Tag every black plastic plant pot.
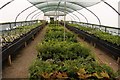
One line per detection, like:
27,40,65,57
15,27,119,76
66,25,120,60
2,24,46,62
106,40,120,49
2,42,11,51
96,38,120,59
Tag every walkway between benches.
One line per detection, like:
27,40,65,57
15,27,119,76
77,37,119,72
65,27,119,72
2,27,46,78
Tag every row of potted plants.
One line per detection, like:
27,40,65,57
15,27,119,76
44,24,77,42
68,23,120,46
1,23,41,47
29,58,115,79
29,24,116,79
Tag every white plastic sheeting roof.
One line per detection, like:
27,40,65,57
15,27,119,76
27,0,101,16
0,0,119,27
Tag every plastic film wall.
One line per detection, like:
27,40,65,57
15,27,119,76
0,0,119,27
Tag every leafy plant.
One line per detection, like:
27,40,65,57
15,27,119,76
29,59,115,79
29,24,116,79
1,23,41,47
69,23,120,46
36,41,92,61
45,25,77,42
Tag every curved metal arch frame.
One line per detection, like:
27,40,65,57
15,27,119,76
40,6,88,23
55,11,77,22
41,6,73,12
67,15,75,21
36,4,80,12
32,10,77,22
14,2,46,24
15,0,120,26
102,0,120,16
15,1,97,25
53,0,120,16
34,14,42,20
0,0,14,10
15,5,34,25
58,9,81,22
34,1,99,25
70,2,101,25
33,12,45,20
25,9,39,21
31,9,80,22
41,8,81,21
31,12,43,20
30,1,120,25
56,1,88,23
14,2,82,24
66,14,76,21
27,1,101,24
28,0,101,11
29,1,83,11
65,14,75,21
1,0,119,25
33,13,74,20
69,13,80,22
75,11,88,23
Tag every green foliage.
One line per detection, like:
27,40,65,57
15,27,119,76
94,31,120,46
29,24,116,79
36,41,92,61
2,23,41,47
69,23,120,46
29,58,115,79
45,25,77,42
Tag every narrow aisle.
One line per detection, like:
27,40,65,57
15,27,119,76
2,27,47,78
65,27,119,72
77,37,119,72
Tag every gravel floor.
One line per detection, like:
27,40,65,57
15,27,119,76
65,27,119,72
77,37,119,72
2,27,47,78
2,26,119,79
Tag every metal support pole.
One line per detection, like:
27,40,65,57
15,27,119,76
56,11,57,26
64,1,66,41
8,55,12,65
9,23,12,30
57,11,59,26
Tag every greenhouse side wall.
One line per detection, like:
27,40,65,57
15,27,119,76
118,1,120,71
118,1,120,29
118,1,120,28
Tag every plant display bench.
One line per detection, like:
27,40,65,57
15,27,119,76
65,24,120,61
1,23,47,64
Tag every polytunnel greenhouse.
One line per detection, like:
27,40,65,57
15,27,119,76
0,0,120,79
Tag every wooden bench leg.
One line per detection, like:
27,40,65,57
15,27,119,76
90,42,93,46
8,55,12,65
25,42,27,47
93,43,96,48
32,35,34,40
90,42,96,48
83,37,85,41
117,57,120,64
